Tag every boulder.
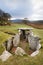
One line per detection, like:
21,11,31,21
31,50,39,57
15,47,26,56
0,50,12,61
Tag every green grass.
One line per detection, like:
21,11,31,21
0,31,11,44
0,31,11,55
0,23,43,65
0,23,31,34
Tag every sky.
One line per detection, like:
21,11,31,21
0,0,43,20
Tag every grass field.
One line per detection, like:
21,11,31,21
0,23,43,65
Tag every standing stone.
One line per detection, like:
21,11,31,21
35,40,41,50
28,35,36,50
13,34,20,47
6,37,13,51
34,36,41,50
28,34,41,50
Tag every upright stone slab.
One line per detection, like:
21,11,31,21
13,34,20,47
6,37,13,51
28,34,41,50
28,35,36,50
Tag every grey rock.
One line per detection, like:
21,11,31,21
13,34,20,47
0,50,12,61
4,37,13,51
28,33,41,50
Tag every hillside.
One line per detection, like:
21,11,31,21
26,23,43,29
0,9,11,25
0,23,43,65
22,19,43,29
32,20,43,24
9,19,43,28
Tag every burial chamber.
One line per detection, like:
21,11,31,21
4,28,33,50
3,28,41,56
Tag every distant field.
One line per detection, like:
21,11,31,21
27,23,43,29
0,23,43,65
0,23,31,34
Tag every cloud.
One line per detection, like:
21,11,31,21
29,0,43,20
3,0,18,10
2,0,29,10
0,0,43,20
0,0,32,18
4,0,32,18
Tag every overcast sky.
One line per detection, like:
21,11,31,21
0,0,43,20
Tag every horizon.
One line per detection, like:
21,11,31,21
0,0,43,21
8,17,43,21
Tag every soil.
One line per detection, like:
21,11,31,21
11,47,17,54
